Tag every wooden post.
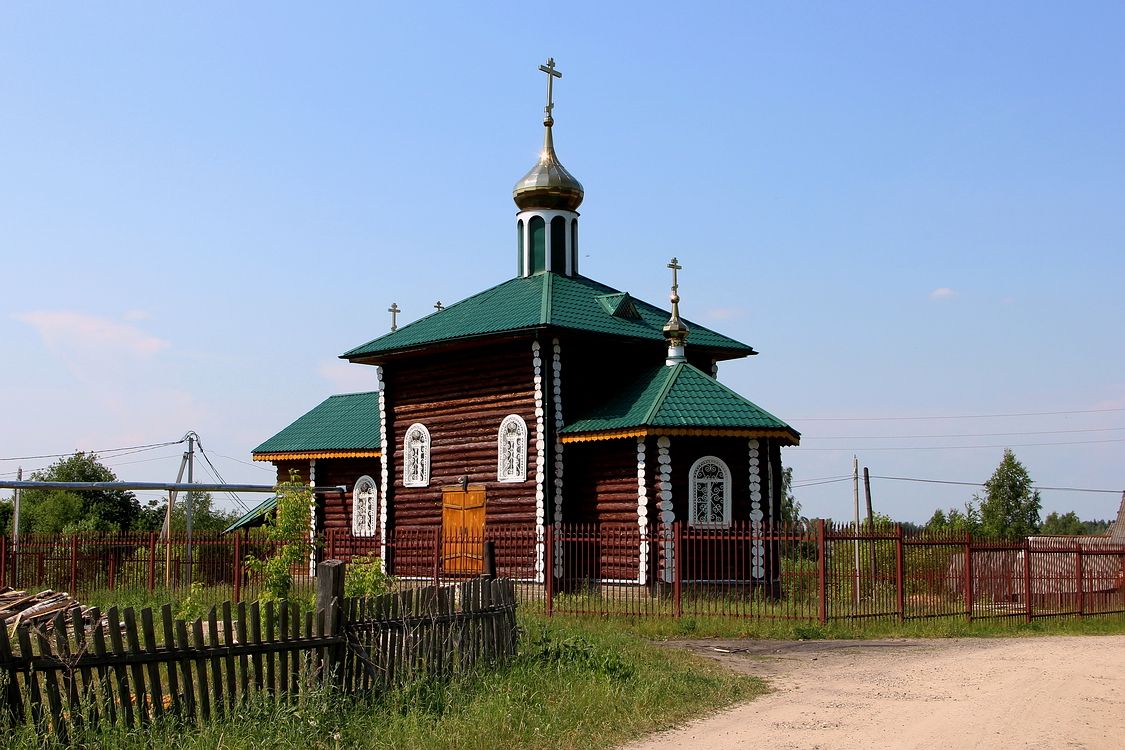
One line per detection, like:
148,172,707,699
108,551,117,590
964,531,973,622
232,531,243,604
481,541,496,580
895,524,905,622
1023,537,1033,623
673,521,683,618
816,519,828,625
1075,544,1085,618
544,524,554,617
864,467,877,589
147,532,157,593
69,534,79,594
316,559,346,686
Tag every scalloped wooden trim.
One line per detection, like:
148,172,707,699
252,450,382,461
561,427,799,445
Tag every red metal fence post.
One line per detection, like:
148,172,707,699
432,526,441,585
673,521,683,619
1023,537,1033,623
1075,544,1085,619
233,531,243,604
0,535,7,588
147,532,157,593
69,534,79,595
964,531,973,622
895,524,905,623
816,519,828,625
327,528,337,560
544,523,554,617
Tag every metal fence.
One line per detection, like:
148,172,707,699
2,522,1122,624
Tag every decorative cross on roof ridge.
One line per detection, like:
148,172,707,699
667,257,682,304
434,300,445,311
539,57,562,124
388,302,400,332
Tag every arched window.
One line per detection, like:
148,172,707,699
529,216,546,273
688,456,731,528
351,474,378,537
550,216,567,272
497,414,528,482
403,423,431,487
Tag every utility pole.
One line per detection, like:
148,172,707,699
864,466,877,587
185,433,195,583
12,466,21,585
853,455,861,606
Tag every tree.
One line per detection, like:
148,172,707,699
779,466,804,525
133,492,240,533
1040,511,1110,536
246,471,315,601
976,449,1041,539
19,453,142,533
924,503,982,535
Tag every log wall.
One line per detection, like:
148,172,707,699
383,339,538,529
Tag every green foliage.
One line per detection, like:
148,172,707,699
521,632,636,681
1040,511,1109,536
133,491,241,533
779,466,804,525
245,471,315,601
976,449,1041,538
344,554,395,599
0,498,12,535
19,453,143,533
925,502,982,535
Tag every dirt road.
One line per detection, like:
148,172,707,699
621,636,1125,750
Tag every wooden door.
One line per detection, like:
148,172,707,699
442,485,486,574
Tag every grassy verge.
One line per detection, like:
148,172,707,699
539,610,1125,641
4,614,763,750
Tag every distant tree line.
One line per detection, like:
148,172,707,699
0,452,239,535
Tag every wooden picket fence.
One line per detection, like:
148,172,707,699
0,574,518,742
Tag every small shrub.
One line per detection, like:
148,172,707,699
345,554,395,599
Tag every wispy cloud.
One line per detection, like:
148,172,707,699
929,287,957,301
14,310,169,355
317,359,381,392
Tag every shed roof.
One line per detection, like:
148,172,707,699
342,272,756,361
252,392,381,458
223,495,277,534
560,363,799,444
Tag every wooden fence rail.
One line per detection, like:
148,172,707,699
0,567,517,742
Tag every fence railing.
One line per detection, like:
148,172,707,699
2,523,1122,624
0,570,518,742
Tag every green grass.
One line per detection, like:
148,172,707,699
3,614,763,750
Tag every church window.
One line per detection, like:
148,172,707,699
688,456,731,528
351,475,378,537
550,216,567,272
529,216,546,273
497,414,528,482
403,423,431,487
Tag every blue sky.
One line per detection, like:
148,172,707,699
2,2,1122,523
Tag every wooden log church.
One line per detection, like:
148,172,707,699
248,59,800,585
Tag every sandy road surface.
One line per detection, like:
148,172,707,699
622,636,1125,750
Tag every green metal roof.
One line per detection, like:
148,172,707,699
223,495,277,534
342,273,756,360
561,363,799,443
252,392,381,455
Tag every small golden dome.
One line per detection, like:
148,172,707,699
513,123,584,212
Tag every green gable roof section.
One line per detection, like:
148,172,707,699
560,363,800,445
341,272,756,361
223,495,277,534
252,391,382,459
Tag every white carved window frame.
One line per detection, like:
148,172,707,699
351,474,378,537
403,423,431,488
688,455,732,528
497,414,528,482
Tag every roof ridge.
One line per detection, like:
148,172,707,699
540,272,553,323
642,364,681,425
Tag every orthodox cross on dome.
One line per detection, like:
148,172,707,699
663,257,689,364
388,302,400,332
539,57,562,125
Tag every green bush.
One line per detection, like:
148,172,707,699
344,554,395,599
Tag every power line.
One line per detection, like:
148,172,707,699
869,474,1123,494
210,451,275,473
803,427,1125,440
792,407,1125,422
0,439,184,463
193,438,251,512
793,477,852,488
798,437,1125,451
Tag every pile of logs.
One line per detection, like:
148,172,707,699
0,587,88,629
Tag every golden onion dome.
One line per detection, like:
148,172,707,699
513,121,584,212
